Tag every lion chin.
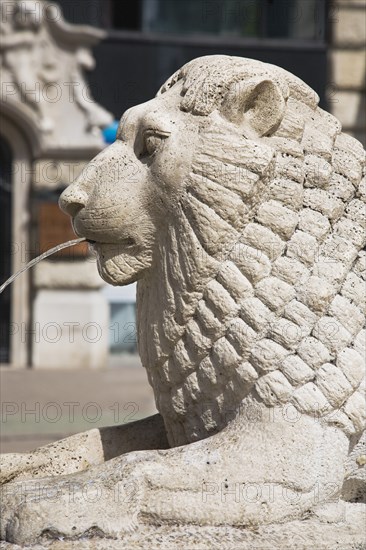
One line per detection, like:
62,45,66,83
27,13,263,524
94,244,150,286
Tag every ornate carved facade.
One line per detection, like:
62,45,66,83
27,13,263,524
0,0,112,367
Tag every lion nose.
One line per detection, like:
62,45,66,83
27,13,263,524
59,186,89,218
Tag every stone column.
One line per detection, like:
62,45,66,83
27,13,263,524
328,0,366,146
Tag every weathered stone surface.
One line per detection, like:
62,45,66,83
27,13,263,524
298,208,331,241
0,503,365,550
0,54,365,547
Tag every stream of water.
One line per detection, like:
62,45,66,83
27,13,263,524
0,237,87,295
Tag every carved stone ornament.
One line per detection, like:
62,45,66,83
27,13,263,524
1,55,365,548
0,0,113,155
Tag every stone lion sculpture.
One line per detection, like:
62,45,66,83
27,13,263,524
1,55,365,546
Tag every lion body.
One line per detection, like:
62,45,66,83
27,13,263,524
1,56,365,544
136,56,366,447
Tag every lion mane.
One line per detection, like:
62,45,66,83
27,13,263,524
136,56,365,448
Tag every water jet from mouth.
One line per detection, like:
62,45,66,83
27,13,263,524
0,237,87,295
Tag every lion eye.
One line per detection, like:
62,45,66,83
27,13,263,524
145,134,163,156
142,129,170,158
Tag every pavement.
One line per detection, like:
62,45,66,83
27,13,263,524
0,354,157,454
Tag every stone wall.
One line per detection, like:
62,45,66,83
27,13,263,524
329,1,366,146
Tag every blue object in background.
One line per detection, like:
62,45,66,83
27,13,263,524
103,120,119,144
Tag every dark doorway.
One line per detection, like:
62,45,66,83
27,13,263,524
0,136,13,363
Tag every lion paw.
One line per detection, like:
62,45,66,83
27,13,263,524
0,458,145,545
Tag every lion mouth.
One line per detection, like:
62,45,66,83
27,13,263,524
72,222,136,248
88,237,137,248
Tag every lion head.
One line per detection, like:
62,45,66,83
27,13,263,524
60,55,365,448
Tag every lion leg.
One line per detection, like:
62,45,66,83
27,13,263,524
0,450,154,544
0,414,168,485
0,407,349,544
140,407,350,527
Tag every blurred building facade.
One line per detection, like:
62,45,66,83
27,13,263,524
0,0,112,368
0,0,364,369
328,0,365,146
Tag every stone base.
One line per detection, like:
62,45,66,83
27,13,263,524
0,503,364,550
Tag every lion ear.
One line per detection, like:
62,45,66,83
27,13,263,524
221,78,286,137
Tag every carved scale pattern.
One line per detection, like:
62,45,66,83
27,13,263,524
138,57,366,447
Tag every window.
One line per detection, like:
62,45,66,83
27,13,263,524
109,0,326,41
